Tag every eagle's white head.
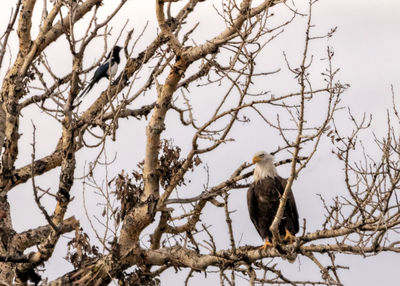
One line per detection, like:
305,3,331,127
252,151,278,182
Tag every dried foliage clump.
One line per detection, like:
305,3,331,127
66,228,101,269
113,169,144,223
0,0,398,285
157,139,202,188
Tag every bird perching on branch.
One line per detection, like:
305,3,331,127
78,45,122,99
247,151,299,249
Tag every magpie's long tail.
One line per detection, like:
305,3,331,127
76,80,95,100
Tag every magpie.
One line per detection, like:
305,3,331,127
78,45,122,98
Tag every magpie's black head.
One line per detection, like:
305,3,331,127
113,46,122,54
108,46,122,63
107,46,122,58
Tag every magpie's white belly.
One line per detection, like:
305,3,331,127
109,62,118,77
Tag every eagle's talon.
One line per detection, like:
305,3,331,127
283,229,296,244
260,239,273,250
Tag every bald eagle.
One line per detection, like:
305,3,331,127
247,151,299,248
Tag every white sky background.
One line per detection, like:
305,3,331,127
1,0,400,285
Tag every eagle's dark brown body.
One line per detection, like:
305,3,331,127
247,176,299,242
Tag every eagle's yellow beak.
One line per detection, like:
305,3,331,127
252,155,261,164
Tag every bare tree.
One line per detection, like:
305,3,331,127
0,0,399,285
